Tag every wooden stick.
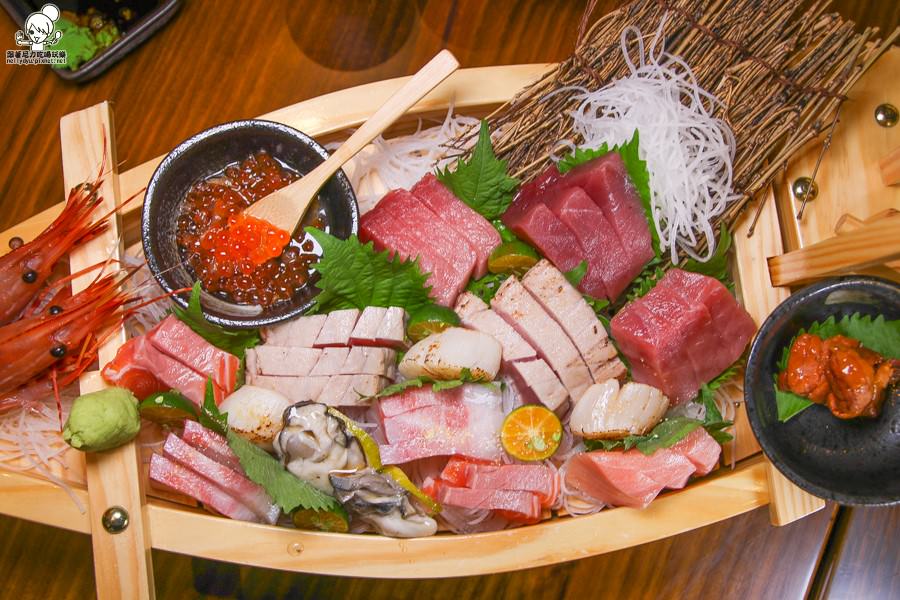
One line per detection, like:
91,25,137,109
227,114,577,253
768,214,900,286
61,103,155,600
835,210,900,271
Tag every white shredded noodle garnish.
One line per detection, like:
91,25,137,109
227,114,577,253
553,16,740,263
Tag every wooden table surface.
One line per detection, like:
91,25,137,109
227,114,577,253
0,1,898,598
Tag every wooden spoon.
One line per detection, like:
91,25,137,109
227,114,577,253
245,49,460,232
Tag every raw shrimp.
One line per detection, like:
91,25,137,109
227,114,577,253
0,177,108,325
0,272,130,412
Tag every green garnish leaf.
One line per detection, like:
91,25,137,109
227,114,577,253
436,120,519,220
775,375,814,422
465,272,510,304
305,228,434,315
682,225,733,285
626,260,667,302
198,379,228,436
774,313,900,422
172,282,261,360
564,260,588,286
491,219,518,243
557,130,659,258
373,368,496,399
584,417,703,456
226,429,341,514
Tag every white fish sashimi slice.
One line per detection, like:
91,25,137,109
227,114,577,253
569,380,669,439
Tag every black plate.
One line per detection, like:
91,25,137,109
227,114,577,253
142,119,359,329
744,276,900,506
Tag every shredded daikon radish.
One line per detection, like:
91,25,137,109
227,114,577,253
557,459,605,517
554,16,740,263
122,251,169,337
329,106,480,214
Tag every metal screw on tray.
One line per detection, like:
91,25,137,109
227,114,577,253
874,103,898,128
792,177,819,204
101,506,130,534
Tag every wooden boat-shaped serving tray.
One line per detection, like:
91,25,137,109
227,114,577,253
0,51,896,593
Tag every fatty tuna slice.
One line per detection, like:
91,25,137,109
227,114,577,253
163,433,278,524
245,346,321,377
491,276,592,400
309,347,351,376
454,291,489,319
248,374,329,404
460,308,537,365
671,427,721,476
563,152,654,280
262,314,326,347
374,307,408,349
411,173,501,278
360,189,476,306
313,309,360,347
546,187,634,300
507,358,569,412
101,336,166,400
501,165,562,228
522,259,625,383
147,315,239,394
564,448,695,509
434,482,542,522
378,384,505,464
149,454,260,523
441,458,559,507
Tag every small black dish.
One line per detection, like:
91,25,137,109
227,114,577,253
744,276,900,506
142,119,358,329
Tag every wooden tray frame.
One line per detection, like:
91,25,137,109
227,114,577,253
0,62,839,597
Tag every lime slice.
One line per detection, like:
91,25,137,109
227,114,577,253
139,391,198,426
327,407,382,469
406,305,461,342
488,241,540,276
491,219,518,243
500,405,563,462
291,506,350,532
381,465,442,515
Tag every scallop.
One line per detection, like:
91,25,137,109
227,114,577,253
399,327,501,381
569,380,669,440
219,385,291,452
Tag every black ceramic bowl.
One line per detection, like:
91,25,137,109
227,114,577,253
142,120,358,329
744,276,900,506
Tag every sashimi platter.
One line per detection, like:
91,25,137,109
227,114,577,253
1,0,898,589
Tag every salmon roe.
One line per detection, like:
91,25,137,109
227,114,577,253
175,152,323,307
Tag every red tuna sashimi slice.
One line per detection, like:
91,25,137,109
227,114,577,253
433,480,542,522
491,276,592,400
378,385,504,463
181,420,242,472
441,458,558,507
610,293,711,404
563,152,654,281
671,427,721,476
360,189,476,305
163,433,278,524
504,203,588,275
411,173,501,278
662,269,757,380
101,336,166,400
564,448,695,509
501,165,562,229
149,454,260,523
547,187,633,300
148,315,239,393
507,358,569,412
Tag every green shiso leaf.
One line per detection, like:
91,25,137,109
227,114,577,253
198,379,228,436
774,376,814,423
436,120,519,220
373,368,497,399
682,225,733,285
172,282,260,360
305,228,434,315
465,272,510,304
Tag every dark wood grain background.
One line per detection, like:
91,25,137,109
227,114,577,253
1,1,898,598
